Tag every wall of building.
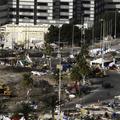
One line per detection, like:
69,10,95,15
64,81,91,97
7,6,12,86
2,24,49,49
0,0,9,25
8,0,73,25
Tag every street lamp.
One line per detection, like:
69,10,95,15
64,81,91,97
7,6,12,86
71,25,74,55
57,24,62,120
100,19,106,74
75,24,83,47
24,17,30,49
114,10,117,39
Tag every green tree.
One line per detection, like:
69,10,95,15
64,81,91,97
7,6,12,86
42,93,58,120
15,102,33,120
43,42,53,70
21,73,33,88
44,42,53,56
70,66,81,81
61,24,80,46
71,45,90,84
80,44,89,58
45,24,81,46
76,52,90,84
0,101,7,114
45,25,59,43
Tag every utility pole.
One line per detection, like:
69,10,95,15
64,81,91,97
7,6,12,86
72,25,74,55
58,24,62,120
114,10,117,39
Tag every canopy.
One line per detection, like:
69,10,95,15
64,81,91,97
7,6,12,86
90,58,112,65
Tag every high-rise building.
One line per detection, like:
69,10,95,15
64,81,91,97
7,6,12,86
8,0,94,27
95,0,120,18
95,0,120,38
8,0,73,25
0,0,9,25
81,0,94,27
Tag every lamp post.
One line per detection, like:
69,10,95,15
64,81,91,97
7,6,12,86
24,17,30,49
100,19,105,74
114,10,117,39
12,23,15,49
72,25,74,55
57,24,62,120
92,25,94,51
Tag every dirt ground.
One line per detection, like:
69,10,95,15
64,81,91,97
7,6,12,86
0,65,57,113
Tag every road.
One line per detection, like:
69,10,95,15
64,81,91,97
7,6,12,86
63,71,120,109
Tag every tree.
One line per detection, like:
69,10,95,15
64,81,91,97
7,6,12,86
15,102,34,120
45,24,81,46
71,45,90,84
70,66,81,81
0,100,7,114
42,42,53,70
45,25,59,43
80,44,89,58
42,93,58,120
21,73,33,88
77,53,90,84
61,24,80,46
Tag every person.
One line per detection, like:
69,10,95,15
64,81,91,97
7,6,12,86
112,112,117,119
104,112,109,118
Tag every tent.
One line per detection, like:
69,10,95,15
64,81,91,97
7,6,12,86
90,58,112,66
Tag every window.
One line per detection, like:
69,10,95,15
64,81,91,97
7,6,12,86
37,9,47,13
60,2,69,5
19,8,33,12
37,16,47,19
60,15,69,19
37,2,48,6
60,9,69,12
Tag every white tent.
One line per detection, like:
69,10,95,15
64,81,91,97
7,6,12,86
50,43,58,49
109,62,115,67
89,48,102,56
35,41,44,48
69,54,74,59
0,116,11,120
90,58,112,65
20,117,25,120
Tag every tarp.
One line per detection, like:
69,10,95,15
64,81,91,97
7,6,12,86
25,54,32,63
90,58,112,65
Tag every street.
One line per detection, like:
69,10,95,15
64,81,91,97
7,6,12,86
63,71,120,109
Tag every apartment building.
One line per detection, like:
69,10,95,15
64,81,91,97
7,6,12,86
81,0,94,28
95,0,120,19
0,0,9,25
8,0,73,25
73,0,94,28
95,0,120,38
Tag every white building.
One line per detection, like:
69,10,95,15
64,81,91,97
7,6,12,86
3,24,49,49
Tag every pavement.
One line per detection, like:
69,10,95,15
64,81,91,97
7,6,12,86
63,70,120,109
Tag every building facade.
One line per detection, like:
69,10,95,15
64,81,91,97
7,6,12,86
0,0,9,25
81,0,94,27
8,0,94,27
8,0,73,25
1,0,96,48
95,0,120,39
95,0,120,20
